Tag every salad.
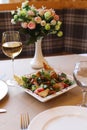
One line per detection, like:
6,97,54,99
15,63,74,98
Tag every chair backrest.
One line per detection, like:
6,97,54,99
0,10,64,59
63,9,87,53
0,9,87,59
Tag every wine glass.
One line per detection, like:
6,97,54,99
2,31,22,86
73,61,87,107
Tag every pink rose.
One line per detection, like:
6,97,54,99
34,16,41,23
54,14,59,21
21,22,28,28
38,9,45,16
28,10,35,16
28,21,36,29
51,20,56,25
41,20,46,26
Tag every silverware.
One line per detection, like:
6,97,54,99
0,109,7,113
20,113,30,130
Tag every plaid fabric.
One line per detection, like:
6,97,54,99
0,9,87,59
63,9,87,53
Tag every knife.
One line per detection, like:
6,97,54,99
0,109,7,113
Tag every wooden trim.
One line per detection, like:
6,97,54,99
61,0,87,9
0,1,87,11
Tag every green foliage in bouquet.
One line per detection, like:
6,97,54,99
11,0,63,44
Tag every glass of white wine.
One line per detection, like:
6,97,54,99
73,61,87,107
2,31,22,86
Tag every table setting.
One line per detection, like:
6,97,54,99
0,0,87,130
0,25,87,129
0,54,87,130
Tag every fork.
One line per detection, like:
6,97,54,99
20,113,30,130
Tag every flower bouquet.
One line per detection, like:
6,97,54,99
11,0,63,69
11,0,63,44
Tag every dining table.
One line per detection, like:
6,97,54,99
0,53,87,130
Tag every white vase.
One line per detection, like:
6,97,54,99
30,37,47,69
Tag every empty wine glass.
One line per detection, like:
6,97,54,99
73,61,87,107
2,31,22,86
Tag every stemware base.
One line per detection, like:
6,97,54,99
76,102,87,108
6,79,18,86
79,104,87,107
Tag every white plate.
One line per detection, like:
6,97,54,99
24,75,76,102
0,80,8,100
28,106,87,130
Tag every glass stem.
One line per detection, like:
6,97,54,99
12,58,14,79
82,89,87,107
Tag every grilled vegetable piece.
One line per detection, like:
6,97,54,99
38,88,50,97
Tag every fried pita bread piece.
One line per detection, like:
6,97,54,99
43,62,54,71
43,62,58,79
